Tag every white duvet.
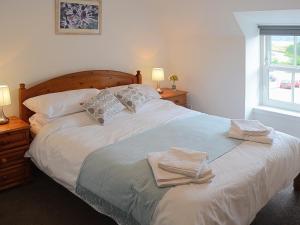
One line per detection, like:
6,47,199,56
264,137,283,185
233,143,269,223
28,99,300,225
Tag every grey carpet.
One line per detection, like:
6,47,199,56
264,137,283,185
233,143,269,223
0,170,299,225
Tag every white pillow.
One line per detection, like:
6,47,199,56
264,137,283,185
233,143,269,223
128,84,160,100
29,113,55,134
23,88,99,118
29,113,54,127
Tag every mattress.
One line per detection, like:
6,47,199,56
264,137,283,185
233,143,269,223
27,99,300,225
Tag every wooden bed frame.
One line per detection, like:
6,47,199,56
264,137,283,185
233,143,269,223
18,69,300,192
19,70,142,123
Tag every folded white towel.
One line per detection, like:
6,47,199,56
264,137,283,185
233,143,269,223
148,151,215,187
228,126,275,144
159,162,212,179
231,119,270,136
158,147,210,178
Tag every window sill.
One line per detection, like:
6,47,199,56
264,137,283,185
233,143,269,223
254,105,300,119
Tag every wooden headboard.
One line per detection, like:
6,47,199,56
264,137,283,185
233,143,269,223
19,70,142,122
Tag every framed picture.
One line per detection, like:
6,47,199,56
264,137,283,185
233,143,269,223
56,0,102,34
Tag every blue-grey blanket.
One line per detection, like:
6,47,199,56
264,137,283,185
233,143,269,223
76,114,242,225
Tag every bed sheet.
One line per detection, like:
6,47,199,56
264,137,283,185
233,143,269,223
28,99,300,225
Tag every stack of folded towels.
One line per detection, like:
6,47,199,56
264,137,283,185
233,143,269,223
148,147,215,187
228,119,275,144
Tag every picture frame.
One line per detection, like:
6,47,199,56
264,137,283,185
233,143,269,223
55,0,102,35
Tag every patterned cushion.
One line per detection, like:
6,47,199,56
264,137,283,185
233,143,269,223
82,89,125,125
115,87,147,112
128,84,161,100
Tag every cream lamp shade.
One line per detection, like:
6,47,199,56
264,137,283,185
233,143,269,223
0,85,11,106
152,68,164,93
152,68,165,81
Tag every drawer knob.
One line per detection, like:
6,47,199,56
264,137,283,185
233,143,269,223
0,141,9,145
1,158,7,164
0,175,8,181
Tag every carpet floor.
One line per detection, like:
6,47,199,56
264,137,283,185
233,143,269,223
0,171,299,225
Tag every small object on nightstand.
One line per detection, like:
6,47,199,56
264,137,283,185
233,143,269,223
168,74,179,90
0,117,31,191
152,68,165,94
0,85,11,125
160,88,188,107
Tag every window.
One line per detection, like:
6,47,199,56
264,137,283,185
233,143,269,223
260,26,300,112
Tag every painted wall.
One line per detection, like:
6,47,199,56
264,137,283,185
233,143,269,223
157,0,300,119
0,0,168,116
1,0,300,138
234,10,300,138
166,35,245,118
254,107,300,138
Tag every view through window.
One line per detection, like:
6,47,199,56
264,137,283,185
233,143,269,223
262,35,300,111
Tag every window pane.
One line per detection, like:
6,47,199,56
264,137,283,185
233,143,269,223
271,36,294,66
297,37,300,66
269,70,292,102
295,73,300,104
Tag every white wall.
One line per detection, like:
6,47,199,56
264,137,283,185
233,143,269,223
0,0,168,116
234,10,300,138
1,0,300,137
166,35,245,118
234,12,261,120
157,0,300,118
254,107,300,138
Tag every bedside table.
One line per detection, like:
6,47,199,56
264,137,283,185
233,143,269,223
160,88,188,107
0,117,31,191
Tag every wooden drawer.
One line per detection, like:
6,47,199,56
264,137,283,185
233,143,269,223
0,130,29,151
0,145,28,169
166,95,187,106
0,162,30,191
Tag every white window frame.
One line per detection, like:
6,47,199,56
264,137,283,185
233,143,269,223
261,35,300,112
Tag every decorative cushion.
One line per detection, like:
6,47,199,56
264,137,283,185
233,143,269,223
115,87,148,112
107,85,129,95
128,84,161,100
82,89,125,125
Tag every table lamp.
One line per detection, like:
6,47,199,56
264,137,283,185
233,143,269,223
152,68,165,93
0,85,11,125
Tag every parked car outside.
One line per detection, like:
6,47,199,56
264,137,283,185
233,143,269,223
280,80,300,89
280,80,292,89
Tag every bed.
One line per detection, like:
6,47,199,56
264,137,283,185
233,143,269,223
19,70,300,225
